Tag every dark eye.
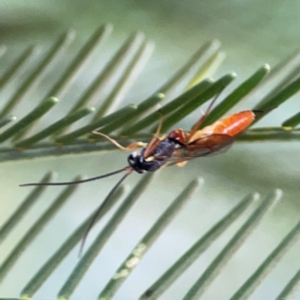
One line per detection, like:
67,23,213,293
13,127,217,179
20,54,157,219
128,154,134,163
128,152,137,166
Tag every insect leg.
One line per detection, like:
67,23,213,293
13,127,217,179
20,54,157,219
176,161,188,167
189,89,223,140
142,112,165,158
154,111,164,138
91,131,147,151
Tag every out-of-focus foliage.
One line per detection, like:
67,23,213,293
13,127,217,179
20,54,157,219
1,1,300,300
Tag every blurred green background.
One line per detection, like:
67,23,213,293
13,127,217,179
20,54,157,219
1,1,300,299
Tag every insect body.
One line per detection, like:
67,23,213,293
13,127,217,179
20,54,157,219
128,137,177,173
127,110,257,172
20,104,262,254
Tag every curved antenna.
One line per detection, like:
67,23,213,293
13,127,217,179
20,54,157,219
79,170,132,257
19,167,129,187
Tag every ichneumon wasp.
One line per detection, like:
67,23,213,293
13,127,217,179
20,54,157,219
20,92,269,254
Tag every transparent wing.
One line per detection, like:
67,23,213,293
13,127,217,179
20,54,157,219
166,134,235,166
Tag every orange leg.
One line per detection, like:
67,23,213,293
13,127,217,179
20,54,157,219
189,89,223,141
143,112,164,158
91,131,147,151
176,161,188,167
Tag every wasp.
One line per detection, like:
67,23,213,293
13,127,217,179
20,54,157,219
20,94,265,253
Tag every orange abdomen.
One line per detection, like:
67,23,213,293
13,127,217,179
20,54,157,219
203,110,256,137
